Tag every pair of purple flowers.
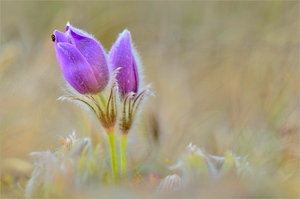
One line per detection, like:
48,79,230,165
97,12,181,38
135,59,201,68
52,23,150,182
53,22,139,98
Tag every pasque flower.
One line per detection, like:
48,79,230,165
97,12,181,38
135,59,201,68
109,30,139,98
53,22,109,94
108,29,151,178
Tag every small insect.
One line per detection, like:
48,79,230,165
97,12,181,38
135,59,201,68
51,34,55,42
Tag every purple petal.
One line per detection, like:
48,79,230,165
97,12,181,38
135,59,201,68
55,42,99,94
109,30,138,97
53,30,69,43
67,25,109,91
65,22,93,39
131,58,139,94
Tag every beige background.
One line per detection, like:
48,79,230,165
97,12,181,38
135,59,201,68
1,1,299,196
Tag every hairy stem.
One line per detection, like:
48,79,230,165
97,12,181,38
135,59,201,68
120,134,128,179
107,128,118,183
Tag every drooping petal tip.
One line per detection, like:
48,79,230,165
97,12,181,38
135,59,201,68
53,30,69,43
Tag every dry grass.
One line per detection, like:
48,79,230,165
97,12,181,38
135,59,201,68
1,1,299,198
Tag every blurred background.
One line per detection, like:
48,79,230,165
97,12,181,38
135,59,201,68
1,1,299,198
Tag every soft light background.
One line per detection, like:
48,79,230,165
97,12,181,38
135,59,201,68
1,1,299,197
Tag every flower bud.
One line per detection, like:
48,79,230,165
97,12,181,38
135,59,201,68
108,30,139,98
157,174,182,193
53,22,109,94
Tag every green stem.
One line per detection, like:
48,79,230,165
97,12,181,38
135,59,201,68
107,129,118,183
120,134,128,179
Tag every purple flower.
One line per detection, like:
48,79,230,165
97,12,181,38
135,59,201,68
53,22,109,94
109,30,139,98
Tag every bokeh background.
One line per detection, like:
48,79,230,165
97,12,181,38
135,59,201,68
1,1,299,198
